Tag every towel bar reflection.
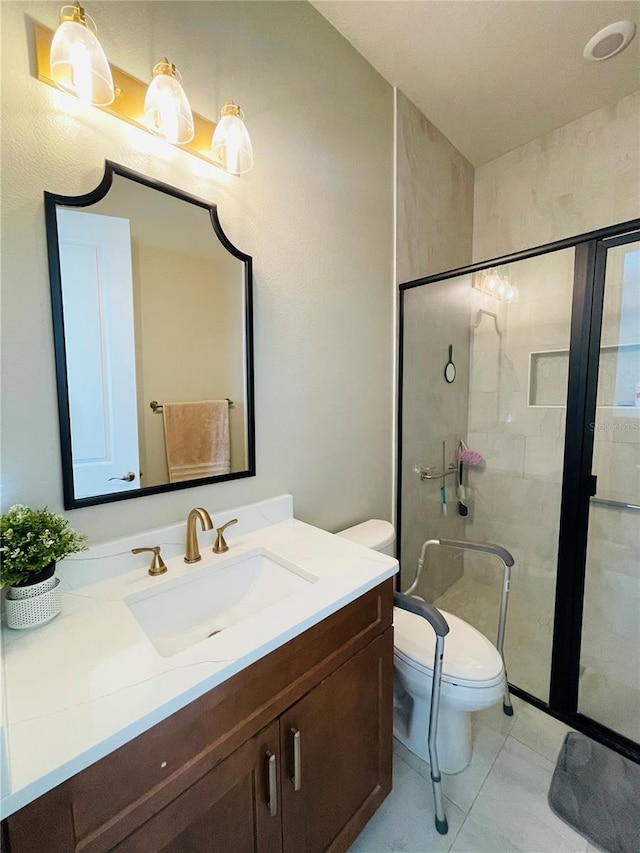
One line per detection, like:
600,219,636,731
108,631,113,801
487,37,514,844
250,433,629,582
150,399,233,412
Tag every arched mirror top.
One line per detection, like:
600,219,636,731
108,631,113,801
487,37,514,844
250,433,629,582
45,162,255,509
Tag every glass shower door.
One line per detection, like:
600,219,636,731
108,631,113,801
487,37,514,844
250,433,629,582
578,237,640,742
400,248,576,704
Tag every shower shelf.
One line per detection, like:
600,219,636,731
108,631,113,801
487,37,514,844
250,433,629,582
529,344,640,408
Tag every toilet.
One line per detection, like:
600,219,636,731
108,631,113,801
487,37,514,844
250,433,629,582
336,520,506,774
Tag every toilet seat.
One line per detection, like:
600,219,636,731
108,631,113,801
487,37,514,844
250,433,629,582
393,606,504,689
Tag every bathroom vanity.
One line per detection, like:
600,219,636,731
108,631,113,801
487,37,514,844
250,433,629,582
0,496,397,852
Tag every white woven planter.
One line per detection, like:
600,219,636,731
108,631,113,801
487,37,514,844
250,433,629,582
4,579,62,629
6,574,58,600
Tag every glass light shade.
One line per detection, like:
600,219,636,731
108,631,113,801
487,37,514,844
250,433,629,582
144,62,194,145
485,270,500,295
49,10,114,106
211,104,253,175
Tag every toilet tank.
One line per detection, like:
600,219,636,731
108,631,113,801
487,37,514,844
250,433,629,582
336,519,396,556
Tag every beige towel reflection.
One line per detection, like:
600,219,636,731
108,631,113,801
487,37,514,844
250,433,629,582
163,400,230,483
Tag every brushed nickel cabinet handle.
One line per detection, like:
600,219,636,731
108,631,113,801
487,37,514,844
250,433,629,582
291,728,301,791
266,752,278,816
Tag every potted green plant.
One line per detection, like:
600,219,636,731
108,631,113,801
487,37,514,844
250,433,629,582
0,504,87,629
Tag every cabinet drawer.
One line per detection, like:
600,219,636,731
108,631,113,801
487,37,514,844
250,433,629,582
5,580,393,853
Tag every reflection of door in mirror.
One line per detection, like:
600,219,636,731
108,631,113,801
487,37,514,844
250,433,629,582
57,209,140,497
46,163,255,508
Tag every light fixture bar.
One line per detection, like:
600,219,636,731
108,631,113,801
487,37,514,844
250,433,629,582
35,23,218,166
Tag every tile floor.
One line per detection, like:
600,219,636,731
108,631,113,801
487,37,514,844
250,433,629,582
350,696,601,853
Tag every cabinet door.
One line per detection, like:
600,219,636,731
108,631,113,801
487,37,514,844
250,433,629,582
112,720,282,853
279,628,393,853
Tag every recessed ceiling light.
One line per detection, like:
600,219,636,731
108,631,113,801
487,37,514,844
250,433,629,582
583,20,636,61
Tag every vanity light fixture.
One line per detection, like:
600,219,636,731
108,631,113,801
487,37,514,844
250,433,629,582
36,20,252,174
211,101,254,175
143,58,194,145
473,269,518,303
49,1,114,106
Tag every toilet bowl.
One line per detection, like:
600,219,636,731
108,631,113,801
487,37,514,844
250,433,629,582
393,605,505,772
336,520,506,774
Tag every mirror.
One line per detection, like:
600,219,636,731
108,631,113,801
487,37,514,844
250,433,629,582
45,162,255,509
444,345,456,384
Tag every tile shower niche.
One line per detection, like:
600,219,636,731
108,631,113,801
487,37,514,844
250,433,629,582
529,344,640,410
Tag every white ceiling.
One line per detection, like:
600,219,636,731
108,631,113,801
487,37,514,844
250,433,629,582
312,1,640,166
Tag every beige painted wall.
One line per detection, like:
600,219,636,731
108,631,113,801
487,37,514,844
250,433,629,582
132,244,246,486
395,91,474,595
0,1,393,543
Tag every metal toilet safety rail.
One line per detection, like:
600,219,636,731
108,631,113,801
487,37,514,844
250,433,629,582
394,592,450,835
403,538,515,716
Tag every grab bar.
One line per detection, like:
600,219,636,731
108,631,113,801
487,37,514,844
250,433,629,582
591,497,640,512
404,537,514,716
438,538,514,567
394,592,449,835
413,464,457,481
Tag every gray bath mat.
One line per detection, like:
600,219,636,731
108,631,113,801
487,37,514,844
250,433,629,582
548,731,640,853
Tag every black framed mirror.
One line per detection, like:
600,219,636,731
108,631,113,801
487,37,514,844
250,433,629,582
45,161,255,509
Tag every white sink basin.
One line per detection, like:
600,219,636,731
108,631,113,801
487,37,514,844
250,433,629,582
126,549,317,657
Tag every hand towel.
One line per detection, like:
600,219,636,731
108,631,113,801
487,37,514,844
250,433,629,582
162,400,230,483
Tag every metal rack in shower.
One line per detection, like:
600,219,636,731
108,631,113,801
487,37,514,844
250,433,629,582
414,439,458,481
413,464,457,481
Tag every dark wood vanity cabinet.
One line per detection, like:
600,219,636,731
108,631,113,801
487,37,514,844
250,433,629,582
112,720,284,853
3,580,393,853
280,631,391,853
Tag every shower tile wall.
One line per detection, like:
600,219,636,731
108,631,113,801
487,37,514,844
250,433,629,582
582,504,640,742
401,89,639,733
436,249,575,702
401,277,471,598
473,91,640,261
462,90,640,721
396,91,474,284
396,90,474,595
580,245,640,742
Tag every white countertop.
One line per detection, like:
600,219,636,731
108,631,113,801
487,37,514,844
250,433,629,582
0,496,397,819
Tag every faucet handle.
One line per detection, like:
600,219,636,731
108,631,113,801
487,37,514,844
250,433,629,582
213,518,238,554
132,546,167,576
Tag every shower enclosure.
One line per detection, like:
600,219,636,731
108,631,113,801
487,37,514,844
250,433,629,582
397,218,640,761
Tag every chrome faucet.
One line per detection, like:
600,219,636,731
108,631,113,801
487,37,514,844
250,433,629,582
184,507,214,563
